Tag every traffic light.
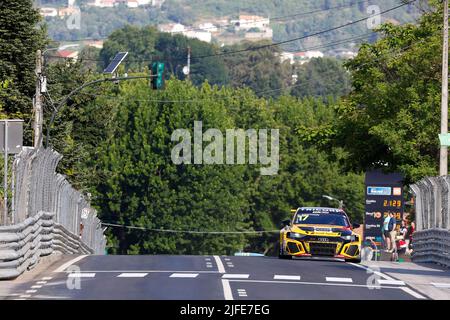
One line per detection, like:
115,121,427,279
151,61,165,89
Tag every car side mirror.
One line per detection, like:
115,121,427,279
282,219,291,227
352,223,361,229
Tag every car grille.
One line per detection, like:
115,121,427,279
345,245,359,257
309,242,337,256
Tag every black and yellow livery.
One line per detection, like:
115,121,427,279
279,207,362,263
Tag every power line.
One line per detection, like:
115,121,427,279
101,222,279,234
192,0,416,60
57,31,436,105
170,0,372,33
46,31,375,64
47,0,371,42
46,1,413,64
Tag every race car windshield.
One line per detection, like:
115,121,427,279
294,214,349,227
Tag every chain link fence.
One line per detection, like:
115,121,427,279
410,176,450,267
0,147,105,279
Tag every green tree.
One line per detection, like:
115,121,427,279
336,9,442,183
0,0,47,142
291,57,351,100
99,26,228,86
95,80,251,255
223,41,292,98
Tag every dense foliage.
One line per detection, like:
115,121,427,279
0,0,47,142
4,1,446,255
335,7,443,183
41,0,421,52
291,57,351,100
90,79,365,254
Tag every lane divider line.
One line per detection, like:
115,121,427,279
227,279,408,289
117,273,148,278
19,295,31,298
376,279,405,286
169,273,199,278
31,285,43,289
431,282,450,288
42,277,53,281
54,255,88,273
36,281,47,285
326,277,353,283
274,275,301,281
401,287,427,299
348,263,397,281
222,274,250,279
213,256,226,273
221,279,234,300
26,290,37,294
67,273,96,278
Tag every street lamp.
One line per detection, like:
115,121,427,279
322,194,344,209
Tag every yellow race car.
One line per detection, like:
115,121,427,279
279,207,362,263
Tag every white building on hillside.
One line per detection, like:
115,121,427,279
158,23,186,34
197,22,218,33
304,50,324,59
127,0,139,7
279,52,295,64
183,30,212,43
231,15,270,31
40,7,58,17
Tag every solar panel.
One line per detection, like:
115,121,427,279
103,52,128,74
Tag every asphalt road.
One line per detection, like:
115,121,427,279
4,255,429,300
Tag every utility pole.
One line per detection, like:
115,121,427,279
34,50,43,149
187,46,191,81
441,0,449,176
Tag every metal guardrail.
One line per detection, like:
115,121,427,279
0,147,106,279
410,176,450,232
411,229,450,267
410,177,450,267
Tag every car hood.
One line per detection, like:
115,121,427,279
291,224,352,236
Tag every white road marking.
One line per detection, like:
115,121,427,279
213,255,226,273
31,285,42,289
237,289,247,297
26,290,37,294
326,277,353,283
222,274,250,279
42,277,53,281
13,298,26,300
59,270,219,273
54,255,88,273
349,263,397,281
169,273,199,278
376,279,405,286
67,273,96,278
431,282,450,288
205,258,211,261
36,281,47,285
221,279,234,300
226,279,410,290
401,287,427,299
19,295,31,298
274,275,301,281
117,273,148,278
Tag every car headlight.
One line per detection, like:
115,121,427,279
341,235,358,242
287,232,305,240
